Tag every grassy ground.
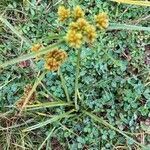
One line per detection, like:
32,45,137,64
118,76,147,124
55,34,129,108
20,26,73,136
0,0,150,150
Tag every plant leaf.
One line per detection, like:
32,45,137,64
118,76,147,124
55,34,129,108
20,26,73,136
108,23,150,32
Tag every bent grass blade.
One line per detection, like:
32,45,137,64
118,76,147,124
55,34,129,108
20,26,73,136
23,109,75,132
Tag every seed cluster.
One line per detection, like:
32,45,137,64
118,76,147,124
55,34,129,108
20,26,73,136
30,5,109,71
58,5,109,48
95,12,109,29
44,49,67,71
58,6,70,22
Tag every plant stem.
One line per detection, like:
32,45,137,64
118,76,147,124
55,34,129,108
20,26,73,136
74,49,81,110
59,69,70,102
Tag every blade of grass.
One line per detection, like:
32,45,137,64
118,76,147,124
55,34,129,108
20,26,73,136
0,119,34,131
40,82,62,101
0,40,64,68
59,123,79,137
38,127,56,150
0,15,31,46
108,23,150,31
111,0,150,7
74,48,81,110
22,109,75,132
83,111,146,148
58,69,71,102
25,101,72,110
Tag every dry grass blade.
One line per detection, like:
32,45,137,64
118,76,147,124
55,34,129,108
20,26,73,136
111,0,150,6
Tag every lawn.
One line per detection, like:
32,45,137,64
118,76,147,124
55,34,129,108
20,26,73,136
0,0,150,149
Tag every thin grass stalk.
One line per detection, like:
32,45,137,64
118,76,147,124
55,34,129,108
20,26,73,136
38,127,56,150
40,82,62,101
58,69,71,102
25,101,72,110
74,49,81,110
0,119,34,131
83,111,146,148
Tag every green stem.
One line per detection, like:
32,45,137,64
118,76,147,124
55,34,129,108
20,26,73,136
59,69,70,102
74,49,81,110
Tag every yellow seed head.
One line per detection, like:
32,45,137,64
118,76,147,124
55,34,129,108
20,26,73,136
31,44,43,52
95,12,109,29
73,5,85,20
66,30,83,48
58,6,70,22
45,58,60,71
69,18,88,31
45,49,67,71
85,25,97,43
76,18,89,31
69,22,78,31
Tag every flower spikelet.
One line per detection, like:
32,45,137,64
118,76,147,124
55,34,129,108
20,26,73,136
95,12,109,29
76,18,89,31
58,6,70,22
69,22,78,31
73,5,84,20
45,49,67,71
31,44,43,52
66,30,83,48
85,24,97,43
69,18,88,32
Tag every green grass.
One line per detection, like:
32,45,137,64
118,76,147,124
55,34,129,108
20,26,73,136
0,0,150,149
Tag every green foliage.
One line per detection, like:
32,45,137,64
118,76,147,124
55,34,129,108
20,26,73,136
0,0,150,149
